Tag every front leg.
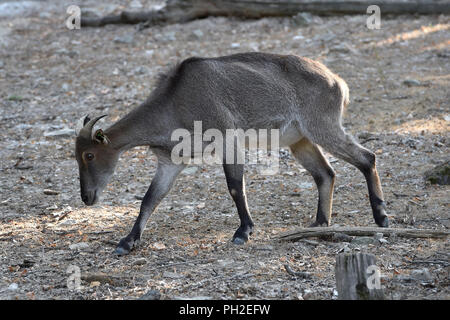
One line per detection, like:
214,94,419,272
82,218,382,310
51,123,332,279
115,157,185,255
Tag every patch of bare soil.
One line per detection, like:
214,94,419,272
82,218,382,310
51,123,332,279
0,0,448,300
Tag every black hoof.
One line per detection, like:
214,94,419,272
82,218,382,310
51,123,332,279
374,202,389,227
375,215,389,228
114,236,140,256
309,221,329,228
231,225,253,245
114,246,130,256
232,237,246,245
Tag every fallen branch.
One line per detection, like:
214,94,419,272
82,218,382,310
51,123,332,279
81,0,450,28
276,226,449,241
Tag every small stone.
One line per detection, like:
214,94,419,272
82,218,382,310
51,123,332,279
139,289,161,300
69,242,89,250
58,219,77,226
292,12,313,26
90,281,101,287
374,233,384,240
231,43,240,48
196,202,206,209
132,258,147,266
403,79,421,87
303,289,315,300
8,283,18,291
182,167,198,175
43,189,59,195
134,66,149,75
332,233,353,242
351,236,378,246
411,268,432,282
151,242,166,250
191,29,204,39
113,34,134,44
61,83,70,92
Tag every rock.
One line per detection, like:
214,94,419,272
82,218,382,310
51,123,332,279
69,242,89,250
90,281,101,288
191,29,204,40
151,242,166,250
332,233,353,242
0,60,4,68
292,12,313,26
43,189,59,195
8,283,18,291
410,268,432,282
114,34,134,44
139,289,161,300
58,219,77,226
351,236,378,246
132,258,147,266
424,161,450,185
231,43,240,48
182,166,198,175
61,83,70,92
374,231,388,244
196,202,206,209
44,128,75,138
403,79,421,87
374,232,383,240
303,289,316,300
134,66,149,75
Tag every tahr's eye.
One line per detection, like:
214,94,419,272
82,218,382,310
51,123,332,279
85,153,94,161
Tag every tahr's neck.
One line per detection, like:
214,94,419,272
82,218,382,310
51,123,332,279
105,106,152,152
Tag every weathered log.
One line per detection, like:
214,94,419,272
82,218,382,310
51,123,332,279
81,0,450,27
276,226,449,241
335,252,384,300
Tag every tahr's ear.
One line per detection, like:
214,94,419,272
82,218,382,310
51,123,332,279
93,129,110,145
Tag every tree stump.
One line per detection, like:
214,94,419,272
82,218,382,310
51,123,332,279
335,252,384,300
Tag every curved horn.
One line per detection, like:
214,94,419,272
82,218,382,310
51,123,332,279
78,114,107,139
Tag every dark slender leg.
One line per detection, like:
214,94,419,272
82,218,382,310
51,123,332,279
115,157,185,255
290,139,336,227
317,131,388,227
223,163,254,244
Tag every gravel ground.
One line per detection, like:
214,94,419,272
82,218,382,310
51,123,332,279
0,0,448,300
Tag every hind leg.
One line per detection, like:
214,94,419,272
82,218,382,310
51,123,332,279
223,163,254,244
290,138,336,227
311,129,388,227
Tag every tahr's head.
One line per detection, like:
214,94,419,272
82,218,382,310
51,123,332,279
75,115,119,205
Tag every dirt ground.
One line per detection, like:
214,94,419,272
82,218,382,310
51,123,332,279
0,0,449,300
